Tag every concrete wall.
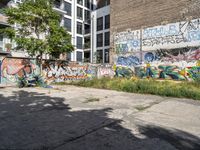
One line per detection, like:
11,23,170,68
0,57,115,84
1,57,199,84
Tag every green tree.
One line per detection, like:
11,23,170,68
2,0,73,67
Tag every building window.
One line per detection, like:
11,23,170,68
77,36,83,49
105,15,110,29
64,2,71,16
64,18,71,32
97,33,103,47
84,24,90,34
84,0,90,9
84,10,90,22
77,7,83,20
97,50,103,63
84,51,90,63
104,32,110,46
97,17,103,31
77,22,82,34
77,51,83,62
54,0,61,9
84,36,90,49
67,52,71,61
77,0,83,5
104,49,109,63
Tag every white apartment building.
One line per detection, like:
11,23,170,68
0,0,110,63
56,0,93,62
11,0,93,62
90,0,110,63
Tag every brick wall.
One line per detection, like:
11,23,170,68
110,0,200,33
109,0,200,63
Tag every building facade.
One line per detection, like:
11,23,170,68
0,0,93,62
90,0,110,63
0,0,12,58
0,0,112,64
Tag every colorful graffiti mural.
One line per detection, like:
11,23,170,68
97,65,115,78
135,64,200,81
1,55,199,85
42,61,89,82
114,18,200,81
42,61,115,82
114,66,134,78
1,58,40,84
115,47,200,81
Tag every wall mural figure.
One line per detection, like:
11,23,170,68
1,58,39,83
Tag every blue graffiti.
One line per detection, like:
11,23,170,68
144,52,155,62
187,31,200,42
117,56,140,66
143,24,179,38
128,40,140,48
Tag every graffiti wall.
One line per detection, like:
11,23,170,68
114,18,200,52
114,30,141,53
113,18,200,81
1,58,40,84
142,19,200,51
42,61,88,82
42,61,115,82
0,58,116,84
115,48,200,81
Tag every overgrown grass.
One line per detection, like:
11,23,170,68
55,77,200,100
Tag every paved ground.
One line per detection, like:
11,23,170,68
0,85,200,150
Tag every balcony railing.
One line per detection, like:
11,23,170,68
84,42,90,49
53,1,66,14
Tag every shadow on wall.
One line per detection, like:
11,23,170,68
0,90,199,150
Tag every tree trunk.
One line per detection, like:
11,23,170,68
40,53,43,76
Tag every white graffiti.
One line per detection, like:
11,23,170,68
114,18,200,52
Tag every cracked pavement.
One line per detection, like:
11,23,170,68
0,85,200,150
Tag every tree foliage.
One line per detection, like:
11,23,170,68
3,0,74,59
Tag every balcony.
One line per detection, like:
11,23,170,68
84,42,90,49
53,0,67,14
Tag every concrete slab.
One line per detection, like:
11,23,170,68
0,86,199,150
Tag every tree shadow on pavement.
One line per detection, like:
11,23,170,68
0,90,199,150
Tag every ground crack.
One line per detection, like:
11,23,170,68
52,119,120,150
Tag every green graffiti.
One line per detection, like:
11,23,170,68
115,67,134,78
158,65,185,80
